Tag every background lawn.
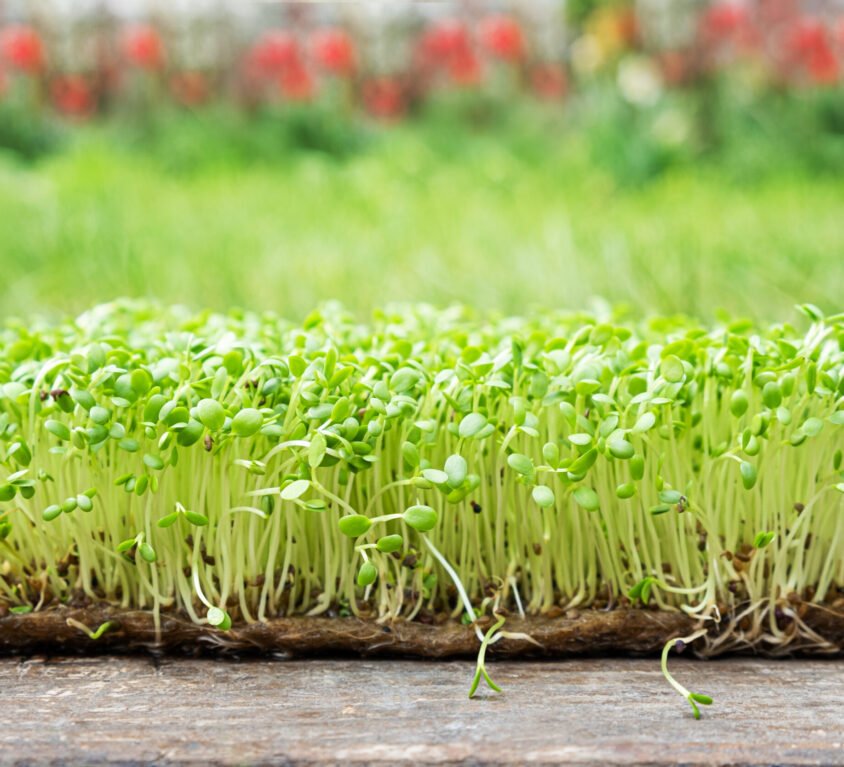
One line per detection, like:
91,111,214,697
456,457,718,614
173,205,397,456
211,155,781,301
1,123,842,323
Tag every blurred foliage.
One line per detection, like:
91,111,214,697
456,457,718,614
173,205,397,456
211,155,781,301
0,101,62,161
566,0,629,25
106,104,371,172
568,81,844,185
0,118,841,323
2,78,842,185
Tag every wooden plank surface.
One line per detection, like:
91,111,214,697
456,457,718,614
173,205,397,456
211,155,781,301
1,656,842,766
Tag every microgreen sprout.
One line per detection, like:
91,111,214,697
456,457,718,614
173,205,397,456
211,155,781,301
628,576,659,605
0,300,841,701
157,501,209,528
66,618,118,641
468,614,507,698
661,631,714,719
206,606,232,631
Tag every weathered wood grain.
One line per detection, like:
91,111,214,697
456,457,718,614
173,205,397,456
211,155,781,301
1,656,841,766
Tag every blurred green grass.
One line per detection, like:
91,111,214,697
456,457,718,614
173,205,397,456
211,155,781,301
0,123,841,322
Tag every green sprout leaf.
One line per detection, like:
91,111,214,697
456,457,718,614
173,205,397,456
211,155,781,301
143,454,165,471
740,461,758,490
231,408,263,437
572,487,599,511
157,512,179,528
628,576,659,604
730,390,749,418
281,479,311,501
421,468,448,486
608,439,635,459
403,505,438,532
357,561,377,587
532,485,555,508
630,454,645,481
802,417,824,437
45,420,71,441
632,412,656,433
89,406,111,425
762,382,782,409
338,514,372,538
389,368,420,393
459,413,488,439
660,355,685,383
42,504,62,522
444,454,468,489
507,453,534,477
376,534,403,553
185,511,209,526
542,441,560,467
402,441,420,469
138,541,157,563
197,398,226,431
308,432,327,468
568,447,598,476
659,489,682,504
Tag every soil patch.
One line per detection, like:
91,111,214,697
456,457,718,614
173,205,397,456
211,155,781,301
2,604,843,658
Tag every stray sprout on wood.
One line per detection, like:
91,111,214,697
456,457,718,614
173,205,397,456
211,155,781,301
661,631,714,719
469,614,507,698
0,300,842,717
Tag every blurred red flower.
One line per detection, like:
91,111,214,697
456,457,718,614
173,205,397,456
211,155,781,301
311,28,355,76
51,75,94,118
362,76,404,119
788,19,839,84
170,71,209,106
806,47,838,84
416,19,481,86
249,32,300,77
531,63,567,100
701,3,748,39
700,2,759,52
449,48,482,86
0,25,44,72
121,25,164,70
420,19,471,62
280,62,315,101
478,15,524,61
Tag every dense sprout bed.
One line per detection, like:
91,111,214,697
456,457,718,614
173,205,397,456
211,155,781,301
0,301,842,670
